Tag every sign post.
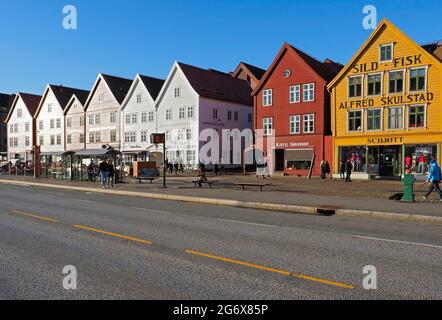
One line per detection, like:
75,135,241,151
151,133,167,188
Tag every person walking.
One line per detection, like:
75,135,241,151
339,161,346,180
320,160,327,181
345,159,352,182
99,159,110,189
107,160,115,188
422,159,442,201
197,163,208,188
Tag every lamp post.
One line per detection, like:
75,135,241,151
151,133,167,188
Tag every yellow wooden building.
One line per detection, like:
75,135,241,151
327,19,442,179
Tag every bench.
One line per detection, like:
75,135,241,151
136,177,158,184
234,182,272,192
192,180,217,188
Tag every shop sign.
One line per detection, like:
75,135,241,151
276,142,310,148
367,137,405,145
351,54,423,74
339,92,433,110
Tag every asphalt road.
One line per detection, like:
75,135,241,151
0,183,441,300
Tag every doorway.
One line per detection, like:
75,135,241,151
379,146,402,177
275,149,285,171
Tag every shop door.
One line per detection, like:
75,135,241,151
275,150,285,171
379,146,402,177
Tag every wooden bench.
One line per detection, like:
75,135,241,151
136,177,158,184
192,180,217,188
234,182,272,192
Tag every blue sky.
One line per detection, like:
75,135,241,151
0,0,440,94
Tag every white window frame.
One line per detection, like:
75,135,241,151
290,115,301,135
366,72,383,97
407,104,427,130
388,69,405,95
303,83,315,102
303,114,315,133
347,109,364,133
348,75,364,99
174,87,181,98
166,109,172,121
387,106,405,131
379,43,394,63
187,106,194,119
262,89,273,107
365,108,384,132
263,117,273,136
289,85,301,104
179,107,186,120
408,66,428,93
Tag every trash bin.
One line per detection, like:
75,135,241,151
401,174,416,203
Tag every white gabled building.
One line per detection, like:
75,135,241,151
6,93,41,162
35,85,89,156
155,62,254,167
120,74,164,164
83,74,132,151
64,91,90,151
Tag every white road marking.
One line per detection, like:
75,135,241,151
352,235,442,249
130,207,174,215
217,219,279,229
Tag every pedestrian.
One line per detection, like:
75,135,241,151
422,159,442,202
320,160,327,181
107,160,115,188
197,163,208,187
345,159,352,182
99,159,109,188
87,161,95,182
214,163,219,176
339,161,345,180
325,160,331,179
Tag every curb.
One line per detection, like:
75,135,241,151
1,179,441,226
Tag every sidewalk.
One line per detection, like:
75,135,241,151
1,174,441,224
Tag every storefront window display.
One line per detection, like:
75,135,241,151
339,146,367,173
404,144,438,174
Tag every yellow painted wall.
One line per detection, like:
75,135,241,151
329,20,442,173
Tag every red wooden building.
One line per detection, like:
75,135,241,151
252,43,342,176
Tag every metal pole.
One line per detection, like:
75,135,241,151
163,142,167,188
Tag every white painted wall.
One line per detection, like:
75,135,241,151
85,79,121,150
36,89,65,153
7,96,34,161
65,96,86,151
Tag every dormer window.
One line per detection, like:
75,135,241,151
380,44,393,62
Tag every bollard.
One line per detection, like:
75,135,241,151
401,173,416,203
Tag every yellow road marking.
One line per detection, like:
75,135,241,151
186,250,354,289
74,225,153,245
11,210,58,223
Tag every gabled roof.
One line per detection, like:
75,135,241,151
63,90,91,115
421,40,442,62
252,42,343,96
231,62,266,81
177,62,253,105
84,73,133,110
139,75,165,101
328,19,442,90
0,93,15,108
5,92,42,123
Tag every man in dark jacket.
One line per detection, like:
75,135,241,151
99,160,109,188
345,159,352,182
423,160,442,201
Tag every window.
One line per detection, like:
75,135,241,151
130,132,136,143
141,131,148,142
39,136,44,146
136,94,142,103
409,68,427,92
179,107,186,119
380,44,393,62
349,76,363,98
25,136,30,147
187,106,195,119
67,117,72,128
9,138,13,147
366,109,382,131
57,134,62,145
166,109,172,120
141,112,147,123
9,124,13,133
387,107,404,130
303,83,315,102
234,112,239,121
262,89,273,106
110,112,116,124
388,70,404,94
303,114,315,133
14,124,18,133
409,105,425,128
98,94,104,103
95,131,101,142
186,129,192,140
25,122,30,132
89,115,94,125
289,85,301,103
263,118,273,136
131,113,137,124
213,109,218,119
89,132,95,143
126,113,131,124
165,130,171,141
14,137,18,147
177,129,184,141
174,87,181,98
186,150,196,164
148,111,154,122
17,108,22,118
227,111,232,121
290,115,301,134
79,133,84,144
50,135,55,145
50,119,55,129
56,118,61,129
95,114,101,125
47,104,52,113
348,110,363,132
110,129,117,142
67,134,72,144
367,73,382,96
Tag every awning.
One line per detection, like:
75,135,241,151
74,149,121,157
40,151,77,157
285,149,314,161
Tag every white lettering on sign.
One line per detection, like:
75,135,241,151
276,142,310,148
